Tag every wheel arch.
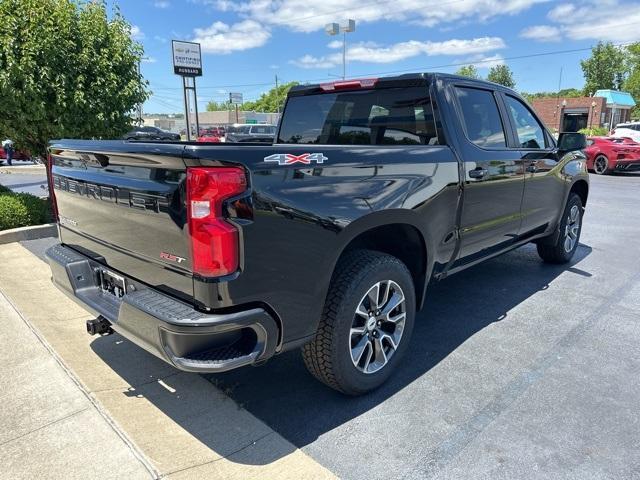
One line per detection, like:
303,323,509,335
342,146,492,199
570,179,589,207
330,213,431,310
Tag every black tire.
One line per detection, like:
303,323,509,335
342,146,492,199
537,193,583,264
593,155,610,175
302,250,416,395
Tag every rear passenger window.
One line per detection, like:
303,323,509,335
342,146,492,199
278,87,439,145
504,95,546,149
455,87,506,148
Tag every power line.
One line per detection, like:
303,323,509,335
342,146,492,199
296,41,636,84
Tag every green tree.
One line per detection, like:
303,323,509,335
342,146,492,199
206,100,234,111
0,0,148,156
521,88,582,103
242,82,299,112
580,42,627,96
623,43,640,119
487,64,515,88
455,65,480,79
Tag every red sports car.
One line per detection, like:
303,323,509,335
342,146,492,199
584,136,640,174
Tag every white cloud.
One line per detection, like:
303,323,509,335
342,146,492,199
154,35,168,44
291,37,506,69
142,57,157,63
327,40,343,49
543,1,640,42
131,25,144,40
465,54,505,70
290,54,338,69
519,25,561,42
192,20,271,54
153,0,170,8
211,0,550,33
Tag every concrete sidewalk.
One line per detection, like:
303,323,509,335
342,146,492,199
0,241,335,480
0,292,153,480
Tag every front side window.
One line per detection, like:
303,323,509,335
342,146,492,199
278,87,439,145
455,87,506,148
505,95,546,149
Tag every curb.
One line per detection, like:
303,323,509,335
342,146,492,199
0,223,57,245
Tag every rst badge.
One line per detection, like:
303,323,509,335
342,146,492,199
160,252,186,264
264,153,328,166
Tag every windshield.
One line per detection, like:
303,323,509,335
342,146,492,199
278,87,439,146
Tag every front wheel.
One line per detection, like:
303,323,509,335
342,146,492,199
537,193,583,264
302,250,416,395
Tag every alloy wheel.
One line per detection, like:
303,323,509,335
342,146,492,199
564,205,581,253
350,280,406,374
594,156,608,174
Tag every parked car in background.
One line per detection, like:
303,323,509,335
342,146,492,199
197,133,222,143
0,148,31,162
610,122,640,143
123,126,181,142
197,127,226,143
225,124,276,143
584,136,640,174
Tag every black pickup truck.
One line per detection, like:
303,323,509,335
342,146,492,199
45,73,589,395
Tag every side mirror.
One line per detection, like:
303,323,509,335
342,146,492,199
557,132,587,152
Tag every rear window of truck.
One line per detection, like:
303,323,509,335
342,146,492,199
278,87,439,146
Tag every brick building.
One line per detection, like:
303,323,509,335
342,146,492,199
531,90,636,133
530,96,606,133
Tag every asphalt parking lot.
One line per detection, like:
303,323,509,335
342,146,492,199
6,172,640,479
0,162,47,197
209,172,640,480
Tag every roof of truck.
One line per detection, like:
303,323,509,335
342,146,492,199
288,72,513,96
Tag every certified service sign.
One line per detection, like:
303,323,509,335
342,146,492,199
172,40,202,77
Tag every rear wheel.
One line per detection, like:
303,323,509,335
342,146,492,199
593,155,610,175
537,193,583,264
302,250,416,395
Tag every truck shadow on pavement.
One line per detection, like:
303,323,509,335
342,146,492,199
90,242,591,465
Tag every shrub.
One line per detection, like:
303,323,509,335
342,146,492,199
578,127,609,136
0,190,51,230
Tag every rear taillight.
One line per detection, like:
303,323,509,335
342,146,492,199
46,153,59,221
186,167,247,277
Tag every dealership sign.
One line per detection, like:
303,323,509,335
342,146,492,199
172,40,202,77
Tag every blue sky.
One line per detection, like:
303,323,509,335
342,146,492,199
110,0,640,114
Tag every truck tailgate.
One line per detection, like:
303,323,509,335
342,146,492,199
49,141,194,302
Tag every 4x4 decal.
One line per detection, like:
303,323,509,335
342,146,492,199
264,153,328,165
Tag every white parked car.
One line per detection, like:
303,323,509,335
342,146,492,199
611,122,640,143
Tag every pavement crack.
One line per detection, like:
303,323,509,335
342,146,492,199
0,407,90,447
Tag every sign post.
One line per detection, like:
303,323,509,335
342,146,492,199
172,40,203,141
229,92,243,124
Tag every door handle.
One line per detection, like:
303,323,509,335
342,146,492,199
468,167,488,179
526,163,538,173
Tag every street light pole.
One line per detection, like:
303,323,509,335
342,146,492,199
325,20,355,80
